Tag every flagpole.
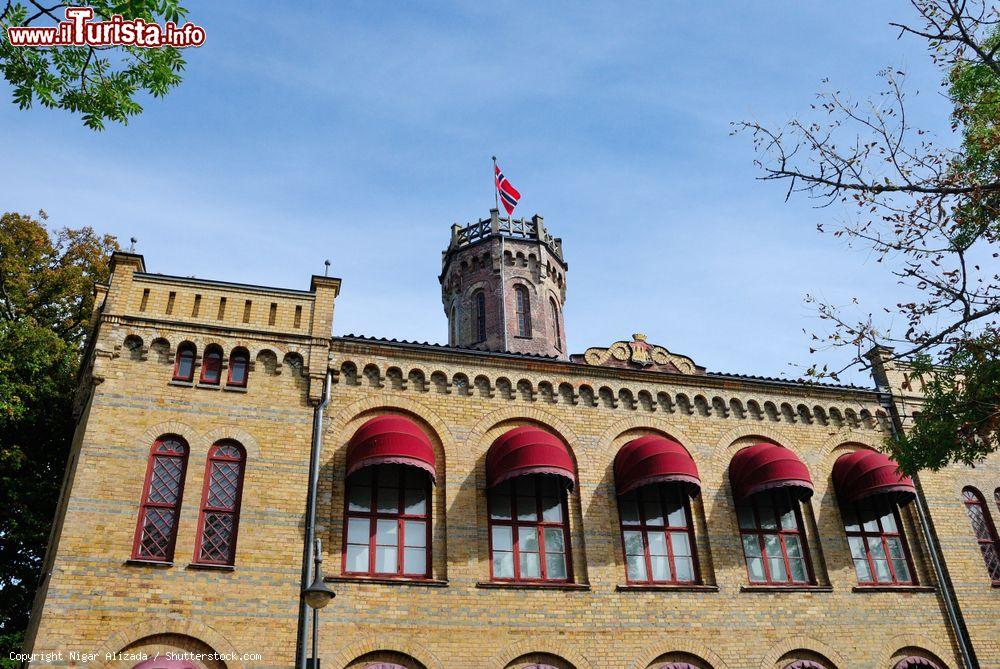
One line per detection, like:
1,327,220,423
493,155,508,353
492,156,499,212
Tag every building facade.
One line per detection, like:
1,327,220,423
24,212,1000,669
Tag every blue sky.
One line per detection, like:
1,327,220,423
1,2,954,384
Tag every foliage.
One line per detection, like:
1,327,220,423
0,1,188,129
736,1,999,473
0,211,116,662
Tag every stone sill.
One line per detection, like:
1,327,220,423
476,581,590,591
168,380,193,387
195,383,221,390
616,583,719,593
740,584,832,593
223,385,248,393
124,558,173,568
187,562,236,572
326,575,448,587
852,585,935,593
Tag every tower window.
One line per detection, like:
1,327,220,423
294,305,302,328
962,487,1000,583
132,435,189,562
200,344,223,385
172,342,196,382
450,304,459,346
192,294,201,317
268,302,277,326
242,300,252,323
217,297,227,320
549,297,561,350
194,440,246,565
165,291,176,315
139,288,150,312
227,347,250,387
473,290,486,343
514,284,531,338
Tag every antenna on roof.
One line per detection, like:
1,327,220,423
128,237,137,253
324,259,331,277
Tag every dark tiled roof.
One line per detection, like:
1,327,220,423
706,370,874,392
335,334,561,360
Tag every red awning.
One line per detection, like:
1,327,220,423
486,425,576,489
729,442,813,501
832,449,915,504
613,435,700,495
346,415,437,482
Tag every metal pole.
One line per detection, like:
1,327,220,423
493,156,509,353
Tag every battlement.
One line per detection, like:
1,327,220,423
444,208,565,268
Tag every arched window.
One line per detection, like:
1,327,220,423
172,342,196,382
194,440,246,565
450,304,458,345
488,475,571,582
344,465,431,577
619,483,697,584
736,489,813,584
132,435,189,562
549,297,561,350
514,284,531,337
227,347,250,387
841,496,915,585
200,344,223,384
893,657,943,669
962,487,1000,583
473,290,486,342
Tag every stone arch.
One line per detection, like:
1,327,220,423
877,636,953,669
283,351,305,376
598,386,618,409
595,416,700,471
150,336,174,364
407,368,427,392
630,638,729,669
198,426,262,461
329,638,444,669
122,334,145,360
496,377,514,400
486,640,594,669
363,364,384,388
517,378,536,402
452,372,471,396
386,366,406,391
711,424,794,472
474,374,493,398
746,400,764,420
94,618,241,669
578,384,597,407
559,383,577,405
758,638,847,669
255,348,279,374
537,380,556,403
693,395,711,417
637,389,656,412
138,421,200,458
729,398,746,419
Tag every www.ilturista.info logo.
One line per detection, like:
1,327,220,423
5,6,205,48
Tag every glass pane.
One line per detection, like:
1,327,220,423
671,531,692,557
626,554,647,581
518,526,539,552
647,531,668,556
520,551,541,578
375,519,397,546
886,536,906,559
742,534,763,558
348,485,372,512
866,535,887,560
764,535,787,581
404,486,427,515
515,476,536,496
543,527,565,554
650,555,671,581
891,558,911,583
880,508,898,533
541,496,562,522
853,557,873,583
788,558,808,583
490,494,511,520
758,505,777,530
643,500,664,526
545,552,567,579
352,468,373,486
491,526,512,552
377,486,399,514
404,520,426,548
848,536,867,560
746,556,766,582
623,530,644,556
403,547,426,575
785,535,803,559
345,544,369,572
516,496,538,521
666,501,687,528
619,493,640,525
493,550,514,578
375,545,397,573
873,558,892,583
862,513,880,533
404,467,425,488
762,533,784,558
538,476,560,497
842,508,860,532
379,465,400,487
674,556,694,582
737,505,756,529
347,517,370,544
779,506,798,531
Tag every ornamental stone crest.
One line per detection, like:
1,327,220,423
573,333,702,375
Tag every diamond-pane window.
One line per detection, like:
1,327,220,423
194,440,246,565
963,487,1000,583
132,436,189,562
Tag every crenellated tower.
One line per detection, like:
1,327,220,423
440,208,568,358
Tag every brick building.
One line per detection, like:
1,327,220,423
23,211,1000,669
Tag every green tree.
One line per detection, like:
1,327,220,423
736,1,999,474
0,1,189,129
0,211,117,664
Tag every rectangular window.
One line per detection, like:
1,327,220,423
165,291,176,315
192,294,201,317
217,297,227,320
843,497,915,585
488,475,571,582
294,305,302,328
619,483,698,584
242,300,252,323
737,489,813,585
139,288,150,312
269,302,277,326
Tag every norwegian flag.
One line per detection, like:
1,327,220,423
494,163,521,216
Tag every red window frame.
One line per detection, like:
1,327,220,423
131,435,189,562
487,475,573,583
193,440,246,565
842,496,916,586
172,342,196,382
514,284,531,337
342,464,432,578
736,489,814,585
618,483,699,585
549,297,561,350
200,344,223,385
473,290,486,342
227,347,250,387
962,487,1000,584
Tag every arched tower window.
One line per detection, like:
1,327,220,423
173,342,196,382
450,304,459,346
227,347,249,387
473,290,486,343
200,344,223,385
194,440,247,565
549,297,561,351
132,435,189,562
514,284,531,337
962,487,1000,583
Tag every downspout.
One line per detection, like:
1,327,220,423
877,387,978,669
296,371,332,669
